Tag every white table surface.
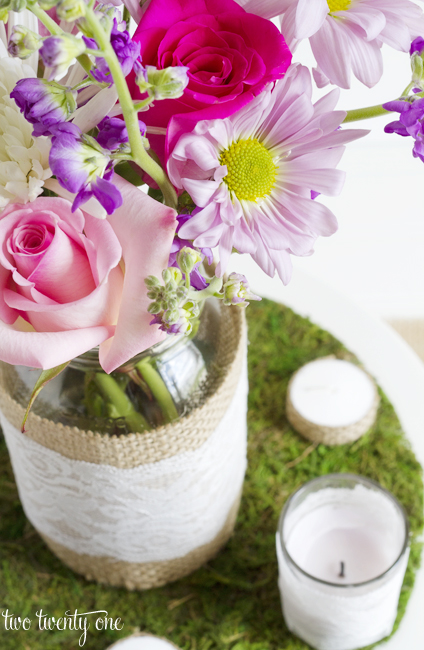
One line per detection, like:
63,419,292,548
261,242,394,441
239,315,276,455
232,256,424,650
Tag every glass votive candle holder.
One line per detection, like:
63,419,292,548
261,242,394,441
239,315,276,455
276,473,410,650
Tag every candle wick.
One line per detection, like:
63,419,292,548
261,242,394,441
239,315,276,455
339,562,345,578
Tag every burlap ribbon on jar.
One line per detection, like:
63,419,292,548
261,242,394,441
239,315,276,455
0,305,248,590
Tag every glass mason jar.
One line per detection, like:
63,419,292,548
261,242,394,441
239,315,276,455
1,297,226,434
0,299,247,590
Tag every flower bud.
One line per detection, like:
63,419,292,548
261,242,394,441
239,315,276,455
162,267,183,286
222,273,261,308
11,78,77,127
0,0,27,12
410,37,424,90
78,4,117,37
148,301,162,315
8,25,43,60
134,62,189,100
40,34,86,80
145,275,161,289
177,246,203,276
57,0,87,22
38,0,59,8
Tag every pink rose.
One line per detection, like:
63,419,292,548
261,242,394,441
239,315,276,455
129,0,292,161
0,178,177,372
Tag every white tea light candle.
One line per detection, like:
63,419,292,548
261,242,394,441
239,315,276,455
286,358,379,445
277,474,409,650
108,635,180,650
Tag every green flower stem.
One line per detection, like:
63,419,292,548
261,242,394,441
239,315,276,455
343,104,391,123
84,6,178,209
343,88,424,123
28,3,63,35
402,81,415,97
188,276,223,302
28,3,94,77
133,98,154,112
94,373,149,432
135,359,179,423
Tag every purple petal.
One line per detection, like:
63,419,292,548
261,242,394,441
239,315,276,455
91,176,123,215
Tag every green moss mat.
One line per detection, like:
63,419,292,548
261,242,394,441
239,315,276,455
0,299,422,650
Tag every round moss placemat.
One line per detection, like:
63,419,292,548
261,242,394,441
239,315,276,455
0,299,422,650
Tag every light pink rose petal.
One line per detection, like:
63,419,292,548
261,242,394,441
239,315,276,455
0,320,115,369
4,266,124,332
0,265,16,324
99,177,177,374
28,225,96,303
83,212,122,285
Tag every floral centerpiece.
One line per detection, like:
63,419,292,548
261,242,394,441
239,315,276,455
0,0,423,589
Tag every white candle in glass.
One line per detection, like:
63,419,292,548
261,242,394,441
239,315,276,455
276,474,409,650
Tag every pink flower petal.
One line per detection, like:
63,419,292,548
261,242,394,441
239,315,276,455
235,0,295,20
4,266,123,332
27,225,96,303
310,17,352,89
341,6,386,41
0,319,115,369
99,177,177,374
295,0,328,39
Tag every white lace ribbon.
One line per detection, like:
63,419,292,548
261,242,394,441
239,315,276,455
1,362,248,564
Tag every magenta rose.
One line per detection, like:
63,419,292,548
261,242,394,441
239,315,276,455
129,0,292,161
0,178,177,372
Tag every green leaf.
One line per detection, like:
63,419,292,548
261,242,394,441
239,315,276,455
115,161,145,187
147,186,164,203
21,362,70,433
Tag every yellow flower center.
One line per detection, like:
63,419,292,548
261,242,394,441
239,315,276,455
327,0,351,12
220,138,277,202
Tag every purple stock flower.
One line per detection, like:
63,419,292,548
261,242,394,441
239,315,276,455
49,123,123,214
84,19,140,83
410,37,424,55
10,78,77,128
110,19,140,75
168,213,212,290
384,97,424,161
96,116,146,150
40,34,86,80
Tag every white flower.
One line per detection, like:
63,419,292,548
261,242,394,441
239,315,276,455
0,57,51,209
